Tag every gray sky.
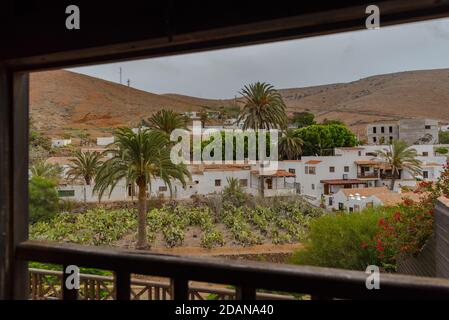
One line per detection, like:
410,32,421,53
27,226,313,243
70,17,449,99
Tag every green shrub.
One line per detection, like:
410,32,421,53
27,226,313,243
435,147,448,155
290,209,389,271
29,176,59,224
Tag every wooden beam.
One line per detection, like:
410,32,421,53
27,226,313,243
0,68,29,299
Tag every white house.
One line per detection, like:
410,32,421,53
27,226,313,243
279,145,447,206
329,186,422,212
96,136,114,146
51,138,71,148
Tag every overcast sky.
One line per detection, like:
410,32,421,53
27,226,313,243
70,17,449,99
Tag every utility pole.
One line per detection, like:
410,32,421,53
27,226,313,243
119,67,122,84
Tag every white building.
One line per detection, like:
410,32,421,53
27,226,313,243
329,186,422,212
279,145,447,206
54,163,296,203
51,138,71,148
96,136,114,146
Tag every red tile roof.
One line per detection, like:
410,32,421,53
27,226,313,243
320,179,368,185
251,169,296,177
305,160,322,165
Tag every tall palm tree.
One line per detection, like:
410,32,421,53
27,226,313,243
237,82,287,130
30,160,62,182
94,128,190,249
376,140,422,190
66,151,103,186
279,129,303,160
145,110,188,136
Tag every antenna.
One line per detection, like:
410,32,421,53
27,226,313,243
127,79,131,87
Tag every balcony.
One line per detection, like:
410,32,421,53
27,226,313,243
15,240,449,300
357,173,379,179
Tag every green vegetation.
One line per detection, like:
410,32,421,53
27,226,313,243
238,82,287,130
290,209,387,270
279,129,303,160
291,112,315,128
30,197,325,249
439,130,449,144
31,208,137,245
29,176,60,224
144,109,188,136
295,124,357,156
67,150,103,185
435,147,448,155
292,166,449,272
30,160,62,182
376,140,422,190
94,128,191,249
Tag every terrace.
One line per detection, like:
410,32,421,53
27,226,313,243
3,1,449,300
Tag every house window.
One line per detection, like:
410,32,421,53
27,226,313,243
389,136,393,142
373,127,377,134
328,197,333,206
358,151,362,156
311,184,315,190
308,167,316,175
423,171,429,179
338,203,344,210
389,126,393,133
344,166,349,173
239,179,248,187
158,186,168,192
215,179,221,187
305,166,309,174
422,152,429,156
288,168,296,174
425,125,431,129
266,178,273,189
329,166,335,173
373,137,377,143
58,190,75,197
381,127,385,133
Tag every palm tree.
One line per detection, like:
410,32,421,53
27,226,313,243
67,151,103,203
66,151,103,186
376,140,422,190
199,110,208,128
223,177,247,207
30,160,62,182
237,82,287,130
279,129,303,160
145,110,188,136
94,128,190,249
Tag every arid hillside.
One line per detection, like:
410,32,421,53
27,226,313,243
30,69,449,137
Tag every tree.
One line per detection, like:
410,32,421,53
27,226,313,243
67,151,103,185
238,82,287,130
321,118,344,126
279,129,303,160
439,131,449,144
223,177,247,207
296,124,357,156
29,176,59,224
199,110,209,128
30,160,62,183
94,128,191,249
291,111,315,128
376,140,422,190
29,117,52,164
145,110,188,136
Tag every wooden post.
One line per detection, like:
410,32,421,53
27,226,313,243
115,271,131,300
236,286,256,300
0,67,29,300
170,278,189,300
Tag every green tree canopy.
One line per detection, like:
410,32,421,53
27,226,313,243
291,111,315,128
295,124,357,156
29,176,59,224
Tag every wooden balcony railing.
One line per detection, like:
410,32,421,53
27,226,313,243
29,268,293,300
16,240,449,300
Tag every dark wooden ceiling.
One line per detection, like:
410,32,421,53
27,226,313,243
1,0,449,70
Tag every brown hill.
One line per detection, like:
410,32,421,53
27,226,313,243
30,70,208,136
30,69,449,138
